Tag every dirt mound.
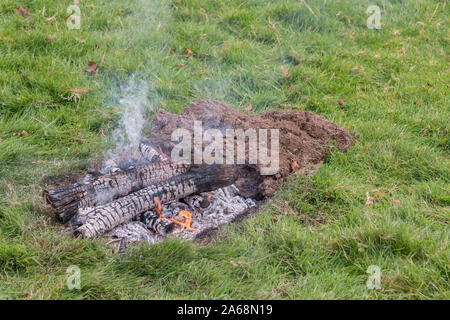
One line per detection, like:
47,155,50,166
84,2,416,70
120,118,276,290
147,100,353,199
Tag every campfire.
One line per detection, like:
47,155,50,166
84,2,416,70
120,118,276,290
43,100,353,249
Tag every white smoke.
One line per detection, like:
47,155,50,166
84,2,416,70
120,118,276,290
100,0,171,169
103,77,152,166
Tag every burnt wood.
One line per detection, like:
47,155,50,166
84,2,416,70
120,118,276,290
74,165,234,238
43,162,190,223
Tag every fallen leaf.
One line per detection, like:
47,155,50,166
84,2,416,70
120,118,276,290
291,160,300,171
85,61,97,72
392,30,401,36
185,47,193,58
245,104,252,111
174,63,185,67
392,199,401,207
338,99,345,106
13,130,30,136
15,6,29,16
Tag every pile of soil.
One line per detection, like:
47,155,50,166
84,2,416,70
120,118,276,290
147,100,353,199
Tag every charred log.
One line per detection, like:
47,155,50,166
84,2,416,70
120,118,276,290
139,211,175,236
74,165,234,238
44,161,190,223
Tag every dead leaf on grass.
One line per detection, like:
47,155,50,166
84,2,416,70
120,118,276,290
338,98,345,106
185,47,193,58
245,104,253,111
13,130,31,136
291,160,300,171
15,6,29,16
85,61,97,72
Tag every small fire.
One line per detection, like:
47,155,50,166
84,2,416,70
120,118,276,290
153,198,197,232
168,210,197,232
154,198,163,218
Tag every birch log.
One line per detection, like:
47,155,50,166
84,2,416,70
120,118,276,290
44,162,190,223
74,165,234,238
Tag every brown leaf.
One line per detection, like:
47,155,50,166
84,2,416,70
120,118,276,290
13,130,30,136
245,104,252,111
175,63,185,67
338,98,345,106
85,61,97,72
392,30,401,36
291,160,300,171
15,6,29,16
185,47,193,58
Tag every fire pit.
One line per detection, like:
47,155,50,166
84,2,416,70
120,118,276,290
43,100,353,249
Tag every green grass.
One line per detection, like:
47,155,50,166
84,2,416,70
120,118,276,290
0,0,448,299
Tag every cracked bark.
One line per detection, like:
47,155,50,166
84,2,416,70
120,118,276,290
74,165,234,238
43,162,190,223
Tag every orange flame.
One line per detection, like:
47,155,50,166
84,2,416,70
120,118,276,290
153,199,197,232
154,198,162,218
168,210,197,231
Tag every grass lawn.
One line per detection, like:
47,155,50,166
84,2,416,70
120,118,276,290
0,0,448,299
